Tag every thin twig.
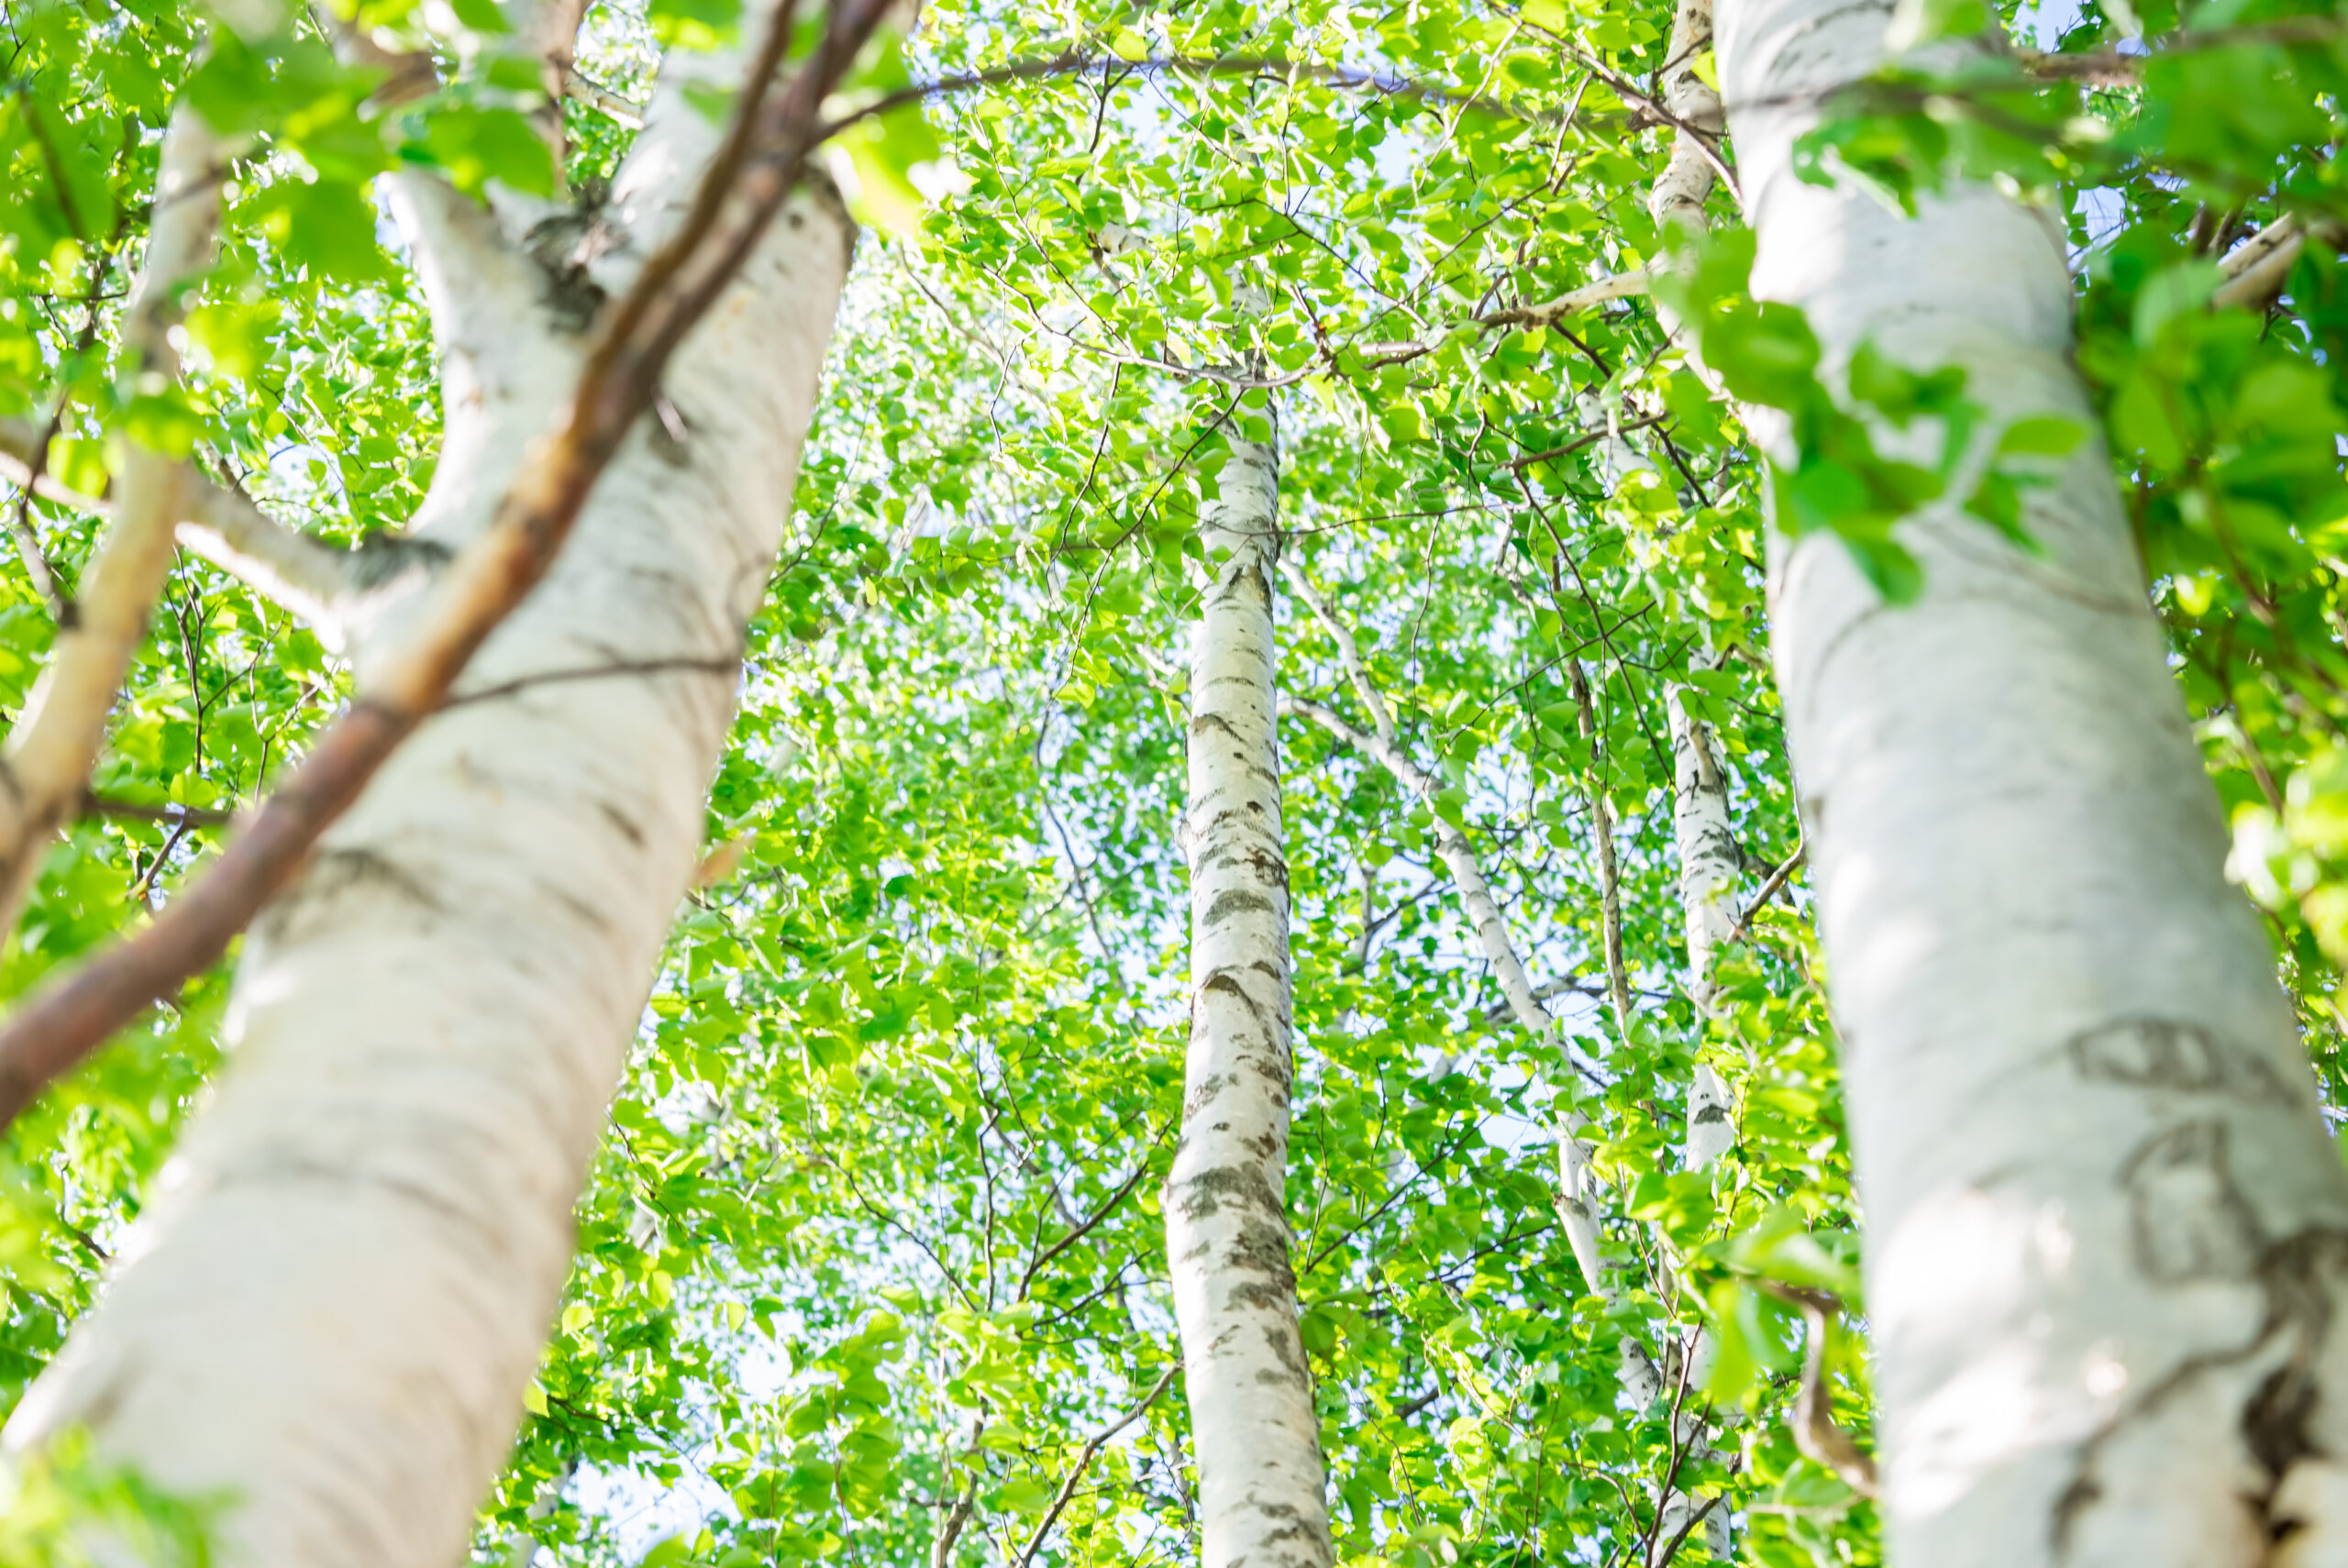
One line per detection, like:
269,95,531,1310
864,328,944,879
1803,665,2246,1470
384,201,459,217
1723,839,1805,947
80,793,234,829
1010,1364,1181,1568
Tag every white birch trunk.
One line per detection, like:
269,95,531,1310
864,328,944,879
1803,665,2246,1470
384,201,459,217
1669,688,1739,1170
3,46,855,1568
1165,431,1333,1568
1718,1,2348,1562
1656,689,1739,1564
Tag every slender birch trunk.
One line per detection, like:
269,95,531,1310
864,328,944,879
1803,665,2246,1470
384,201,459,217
1669,688,1739,1168
1719,1,2348,1561
2,39,855,1567
1652,688,1740,1564
1165,427,1333,1568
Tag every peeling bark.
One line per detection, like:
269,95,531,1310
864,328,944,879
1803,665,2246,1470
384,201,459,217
1165,427,1333,1568
1718,0,2348,1561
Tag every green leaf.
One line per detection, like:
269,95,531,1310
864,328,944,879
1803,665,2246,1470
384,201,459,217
412,105,555,199
2132,260,2219,350
240,177,389,283
1706,303,1822,410
183,302,281,381
640,1536,692,1568
1994,414,2086,458
648,0,741,50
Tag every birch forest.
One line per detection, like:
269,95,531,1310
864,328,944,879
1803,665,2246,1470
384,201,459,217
2,0,2347,1562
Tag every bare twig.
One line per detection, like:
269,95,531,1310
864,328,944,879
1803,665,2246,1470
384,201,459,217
1723,839,1805,948
1010,1364,1181,1568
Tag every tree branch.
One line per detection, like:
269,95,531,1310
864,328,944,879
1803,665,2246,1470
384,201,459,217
1567,659,1634,1037
0,417,386,643
1010,1364,1180,1568
818,50,1545,145
1278,559,1396,745
565,66,647,127
2013,15,2348,85
80,793,235,830
1723,839,1805,948
1754,1281,1878,1497
0,98,229,936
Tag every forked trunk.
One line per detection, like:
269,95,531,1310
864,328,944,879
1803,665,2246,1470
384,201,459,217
2,47,855,1568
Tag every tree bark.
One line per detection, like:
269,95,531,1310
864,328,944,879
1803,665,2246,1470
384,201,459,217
1718,0,2348,1562
1668,686,1739,1168
1164,426,1333,1568
2,39,856,1568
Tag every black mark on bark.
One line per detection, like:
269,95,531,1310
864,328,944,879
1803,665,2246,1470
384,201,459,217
2069,1018,2292,1106
2123,1120,2264,1284
1204,889,1277,926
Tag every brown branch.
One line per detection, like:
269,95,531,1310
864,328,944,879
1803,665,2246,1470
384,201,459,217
440,653,741,709
1754,1281,1878,1497
1018,1132,1167,1293
0,0,892,1130
1504,412,1669,471
1723,839,1805,948
2014,15,2348,85
80,793,235,829
1651,1494,1723,1568
1010,1364,1181,1568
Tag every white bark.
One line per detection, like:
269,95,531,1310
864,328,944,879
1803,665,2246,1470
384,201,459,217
0,417,388,644
1165,431,1333,1568
1279,690,1615,1294
1669,687,1739,1169
1647,0,1724,240
3,41,856,1568
1719,1,2348,1562
1656,688,1739,1563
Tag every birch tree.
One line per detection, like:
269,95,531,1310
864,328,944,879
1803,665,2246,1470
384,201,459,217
8,0,2348,1564
1164,420,1334,1568
0,0,871,1556
1709,0,2348,1559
